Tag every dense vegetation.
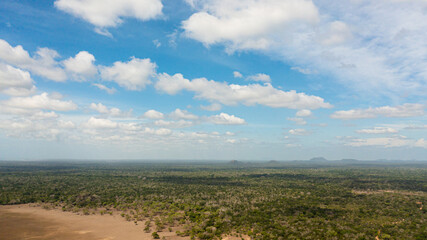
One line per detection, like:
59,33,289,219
0,160,426,239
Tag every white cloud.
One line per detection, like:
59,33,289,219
169,108,199,120
296,109,312,117
287,117,306,125
289,128,310,135
320,21,352,46
339,134,427,149
155,73,332,109
154,119,194,128
63,51,97,80
116,122,141,132
291,66,316,75
246,73,271,82
0,92,77,114
54,0,163,29
182,0,319,50
0,109,248,147
91,103,108,113
345,136,412,148
0,39,66,82
57,120,76,129
89,103,131,117
94,28,113,38
144,127,172,136
233,71,243,78
200,103,222,111
331,104,425,120
207,112,246,125
356,127,398,134
182,1,427,98
100,57,157,90
415,138,427,149
143,109,245,126
29,111,59,120
92,83,117,94
142,109,164,119
0,117,77,141
0,63,36,96
83,117,118,129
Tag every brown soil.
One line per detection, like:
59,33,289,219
0,204,189,240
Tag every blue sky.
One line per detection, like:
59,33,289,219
0,0,426,160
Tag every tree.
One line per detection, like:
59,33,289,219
152,232,160,239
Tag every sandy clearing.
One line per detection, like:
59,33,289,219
0,204,189,240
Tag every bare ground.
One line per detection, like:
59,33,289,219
0,204,190,240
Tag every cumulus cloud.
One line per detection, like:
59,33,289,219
207,113,246,125
287,117,306,125
0,107,246,146
29,111,59,120
0,92,77,115
289,128,310,136
92,83,117,94
356,127,398,134
0,118,75,141
296,109,312,117
90,103,110,114
100,57,157,90
144,127,172,136
0,39,66,81
155,73,332,109
181,0,427,98
0,63,36,96
142,109,246,126
83,117,118,129
54,0,163,31
169,108,199,120
182,0,319,50
225,131,235,136
89,103,131,117
142,109,164,119
246,73,271,82
154,119,194,128
331,104,425,120
63,51,97,80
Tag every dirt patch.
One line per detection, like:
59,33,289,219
0,204,189,240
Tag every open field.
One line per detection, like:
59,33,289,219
0,160,426,239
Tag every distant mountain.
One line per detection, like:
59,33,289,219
309,157,328,162
267,160,279,164
340,159,359,163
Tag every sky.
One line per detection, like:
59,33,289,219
0,0,426,161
